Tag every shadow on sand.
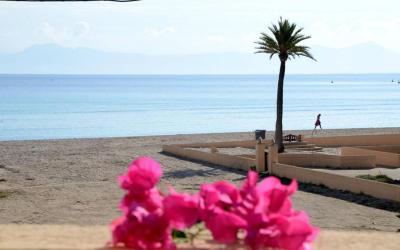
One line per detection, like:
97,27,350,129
161,152,245,179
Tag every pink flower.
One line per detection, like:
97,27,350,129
112,157,199,249
245,212,318,250
242,175,318,250
199,181,246,243
199,181,241,214
118,157,162,193
241,171,259,194
199,172,318,250
112,157,318,250
111,211,176,250
254,176,298,216
204,208,247,244
119,188,163,215
163,188,199,230
112,157,174,250
238,171,260,217
110,216,125,245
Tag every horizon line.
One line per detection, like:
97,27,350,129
1,73,400,76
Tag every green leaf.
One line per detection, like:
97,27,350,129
172,229,187,239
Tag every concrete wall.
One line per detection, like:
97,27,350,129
279,153,339,168
237,154,256,159
304,134,400,147
166,139,274,149
162,145,255,171
170,140,258,149
341,147,400,168
278,153,376,169
357,145,400,154
162,142,400,202
340,155,376,169
271,163,400,202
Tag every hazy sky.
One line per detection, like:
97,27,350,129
1,0,399,54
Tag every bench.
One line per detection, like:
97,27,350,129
284,134,302,142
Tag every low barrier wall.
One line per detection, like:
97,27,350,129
171,140,259,149
271,163,400,202
162,145,255,171
163,142,400,202
278,153,376,169
237,154,256,159
341,147,400,168
357,145,400,154
340,155,376,169
279,153,339,168
304,134,400,147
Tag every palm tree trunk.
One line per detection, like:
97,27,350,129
275,59,286,153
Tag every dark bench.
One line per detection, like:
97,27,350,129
283,134,302,142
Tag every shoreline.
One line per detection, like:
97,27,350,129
1,126,400,143
0,127,399,231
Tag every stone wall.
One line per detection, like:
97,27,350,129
278,153,376,169
271,163,400,202
305,134,400,147
341,147,400,168
162,145,255,171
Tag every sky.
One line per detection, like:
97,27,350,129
0,0,400,55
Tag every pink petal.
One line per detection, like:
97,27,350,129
214,181,241,204
119,157,162,192
257,176,282,193
110,216,127,246
163,191,199,230
119,188,163,214
265,215,317,250
112,210,175,250
201,181,241,208
241,171,258,192
205,210,247,244
257,177,298,215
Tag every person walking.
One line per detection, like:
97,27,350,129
312,114,322,135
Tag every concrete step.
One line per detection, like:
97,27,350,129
289,147,324,151
283,141,309,146
285,143,317,148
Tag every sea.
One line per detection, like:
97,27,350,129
0,74,399,141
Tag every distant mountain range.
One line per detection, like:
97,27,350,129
0,42,399,74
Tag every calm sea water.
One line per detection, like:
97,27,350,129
0,74,400,141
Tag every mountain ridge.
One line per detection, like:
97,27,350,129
1,43,399,74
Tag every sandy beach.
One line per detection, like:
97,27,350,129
0,128,400,232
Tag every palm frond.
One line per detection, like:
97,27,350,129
288,45,316,61
255,32,280,55
255,17,315,61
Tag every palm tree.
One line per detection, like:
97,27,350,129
255,18,315,152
